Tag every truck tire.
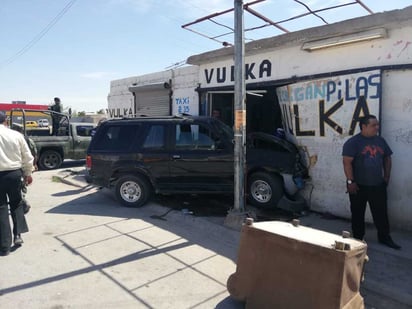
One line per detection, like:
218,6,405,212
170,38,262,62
39,150,63,170
248,172,283,208
115,175,151,207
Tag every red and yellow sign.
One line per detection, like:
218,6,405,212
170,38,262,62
0,103,49,117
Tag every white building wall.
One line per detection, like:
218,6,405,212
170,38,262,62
171,66,199,116
381,69,412,231
277,28,412,231
106,6,412,231
276,70,381,222
198,27,411,88
107,67,199,118
107,71,173,118
190,8,412,231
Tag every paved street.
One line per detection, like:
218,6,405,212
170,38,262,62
1,163,412,308
0,164,243,308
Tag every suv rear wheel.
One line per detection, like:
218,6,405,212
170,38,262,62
248,172,284,208
115,175,151,207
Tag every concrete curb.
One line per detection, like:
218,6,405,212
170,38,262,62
54,168,91,188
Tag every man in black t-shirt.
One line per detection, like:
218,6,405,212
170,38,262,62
342,115,401,250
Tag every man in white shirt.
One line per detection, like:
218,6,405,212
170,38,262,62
0,111,34,256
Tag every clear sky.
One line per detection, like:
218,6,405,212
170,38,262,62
0,0,411,113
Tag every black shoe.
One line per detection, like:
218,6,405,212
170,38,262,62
14,234,24,246
379,237,401,250
0,249,10,256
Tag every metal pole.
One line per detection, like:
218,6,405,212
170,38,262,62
233,0,246,212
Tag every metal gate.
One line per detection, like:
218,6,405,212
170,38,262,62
129,82,171,116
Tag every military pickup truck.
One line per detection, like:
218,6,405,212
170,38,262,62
10,109,94,170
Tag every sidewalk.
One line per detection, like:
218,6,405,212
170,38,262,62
57,167,412,308
2,168,243,309
298,212,412,308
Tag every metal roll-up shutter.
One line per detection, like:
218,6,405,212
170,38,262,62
129,82,171,116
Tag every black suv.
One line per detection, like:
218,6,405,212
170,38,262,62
86,115,307,208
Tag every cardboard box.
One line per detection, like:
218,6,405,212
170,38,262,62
227,220,367,309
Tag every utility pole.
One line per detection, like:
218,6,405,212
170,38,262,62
233,0,246,212
225,0,248,229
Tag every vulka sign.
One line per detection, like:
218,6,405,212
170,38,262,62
202,59,272,86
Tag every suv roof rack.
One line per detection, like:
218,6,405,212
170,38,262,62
117,114,193,120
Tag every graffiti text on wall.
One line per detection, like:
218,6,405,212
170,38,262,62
277,70,381,137
175,97,190,114
278,74,380,103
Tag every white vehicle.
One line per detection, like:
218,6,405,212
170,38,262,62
38,119,50,127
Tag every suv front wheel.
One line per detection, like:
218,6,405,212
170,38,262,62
248,172,284,208
115,175,151,207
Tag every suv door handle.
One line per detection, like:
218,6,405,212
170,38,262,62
172,155,181,159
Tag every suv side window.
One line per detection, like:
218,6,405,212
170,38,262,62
142,124,165,149
175,123,217,150
94,124,141,151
